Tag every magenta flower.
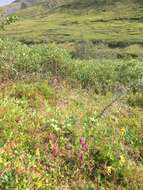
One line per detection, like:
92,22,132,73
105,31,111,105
79,137,89,162
82,143,88,152
80,137,85,145
79,151,84,161
80,137,88,151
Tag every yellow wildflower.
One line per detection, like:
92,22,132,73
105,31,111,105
37,179,43,188
0,157,3,164
36,148,40,157
120,128,126,136
106,166,112,175
119,155,126,166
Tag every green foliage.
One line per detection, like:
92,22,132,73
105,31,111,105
128,92,143,107
0,35,143,189
0,80,143,189
0,0,143,47
0,39,143,94
0,16,18,30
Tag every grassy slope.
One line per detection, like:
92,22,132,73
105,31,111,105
0,38,143,189
0,1,143,189
0,75,143,190
1,0,143,45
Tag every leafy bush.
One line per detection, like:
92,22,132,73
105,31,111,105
71,59,143,93
128,92,143,107
0,39,71,77
0,81,143,189
0,38,143,94
0,38,143,189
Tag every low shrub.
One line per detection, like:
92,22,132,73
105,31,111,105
0,38,143,93
128,92,143,107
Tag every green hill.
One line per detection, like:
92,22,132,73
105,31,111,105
0,36,143,190
0,1,143,189
1,0,143,45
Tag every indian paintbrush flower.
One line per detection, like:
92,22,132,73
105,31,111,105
80,137,86,146
82,143,88,152
79,151,84,161
79,136,89,161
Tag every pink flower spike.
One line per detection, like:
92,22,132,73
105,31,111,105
80,137,85,145
82,143,88,152
79,151,84,161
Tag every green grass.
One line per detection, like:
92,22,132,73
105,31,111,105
0,38,143,93
0,1,143,188
0,34,143,190
0,76,143,189
1,1,143,46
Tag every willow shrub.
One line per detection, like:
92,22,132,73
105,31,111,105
0,38,143,93
71,59,143,93
0,39,71,75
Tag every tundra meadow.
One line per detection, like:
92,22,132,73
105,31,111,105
0,0,143,189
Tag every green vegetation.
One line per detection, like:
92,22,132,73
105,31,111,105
1,39,143,92
0,0,143,189
1,1,143,45
0,38,143,189
0,16,18,30
1,0,143,59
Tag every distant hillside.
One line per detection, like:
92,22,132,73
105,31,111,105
2,0,69,15
1,0,143,59
3,0,143,15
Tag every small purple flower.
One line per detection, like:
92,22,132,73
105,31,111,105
82,143,88,152
79,137,89,161
79,151,84,161
80,137,85,145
